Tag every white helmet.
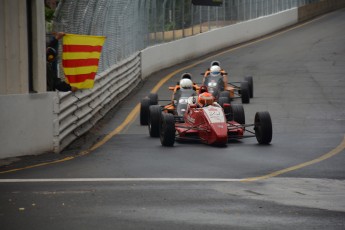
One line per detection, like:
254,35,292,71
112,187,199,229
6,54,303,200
181,73,192,80
210,65,221,77
180,78,193,89
210,60,220,67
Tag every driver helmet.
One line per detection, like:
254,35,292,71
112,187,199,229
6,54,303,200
198,92,214,107
199,85,208,94
210,61,220,68
210,65,221,77
46,47,57,62
180,78,193,90
181,73,192,80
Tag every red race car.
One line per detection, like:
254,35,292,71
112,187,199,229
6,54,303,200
149,94,272,146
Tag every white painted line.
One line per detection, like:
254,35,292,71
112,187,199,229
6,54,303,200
0,178,244,183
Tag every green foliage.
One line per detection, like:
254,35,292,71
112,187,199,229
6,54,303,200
165,22,175,31
45,6,55,22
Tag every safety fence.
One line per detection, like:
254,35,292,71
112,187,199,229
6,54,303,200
53,53,141,152
54,0,320,73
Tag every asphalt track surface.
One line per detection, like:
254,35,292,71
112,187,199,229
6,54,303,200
1,9,345,230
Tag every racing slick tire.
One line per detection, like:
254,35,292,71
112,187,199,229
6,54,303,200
148,105,161,137
254,111,272,144
240,82,250,104
160,113,175,146
219,91,230,100
218,97,231,121
231,104,245,124
244,76,253,98
218,96,230,107
148,93,158,105
140,97,151,125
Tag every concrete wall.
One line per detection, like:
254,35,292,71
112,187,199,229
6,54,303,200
0,0,29,94
31,0,48,93
0,0,46,95
0,93,56,158
141,9,298,79
298,0,345,22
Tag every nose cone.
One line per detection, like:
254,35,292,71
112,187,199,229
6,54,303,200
210,123,228,145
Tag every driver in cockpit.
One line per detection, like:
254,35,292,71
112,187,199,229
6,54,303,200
172,78,197,106
202,61,228,90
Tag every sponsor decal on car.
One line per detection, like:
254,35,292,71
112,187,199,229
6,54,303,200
186,115,196,123
204,107,225,123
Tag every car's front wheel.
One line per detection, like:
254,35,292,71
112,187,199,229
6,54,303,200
140,98,150,125
160,113,175,146
231,104,245,124
240,82,250,104
148,105,161,137
254,111,272,144
244,76,253,98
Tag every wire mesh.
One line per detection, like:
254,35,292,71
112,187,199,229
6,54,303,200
53,0,321,73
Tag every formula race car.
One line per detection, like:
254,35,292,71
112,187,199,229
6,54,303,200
151,96,272,146
140,75,199,126
202,62,254,104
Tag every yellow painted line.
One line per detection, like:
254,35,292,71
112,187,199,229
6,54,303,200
0,14,339,176
242,135,345,182
89,104,141,152
0,157,75,174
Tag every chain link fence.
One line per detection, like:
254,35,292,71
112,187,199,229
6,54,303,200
53,0,320,74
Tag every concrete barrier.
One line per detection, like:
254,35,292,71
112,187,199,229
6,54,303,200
298,0,345,22
141,9,298,79
0,93,56,158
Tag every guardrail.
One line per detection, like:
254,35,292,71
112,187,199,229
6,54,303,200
53,52,141,153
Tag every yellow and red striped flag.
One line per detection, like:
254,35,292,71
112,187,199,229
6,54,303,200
62,34,106,89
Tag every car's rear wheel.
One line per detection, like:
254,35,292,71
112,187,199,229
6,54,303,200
244,76,253,98
148,93,158,105
219,91,230,99
231,104,245,124
160,113,175,146
240,82,250,104
148,105,161,137
140,98,150,125
218,97,231,121
254,111,272,144
218,96,230,107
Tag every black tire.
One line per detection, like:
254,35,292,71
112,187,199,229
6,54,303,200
148,93,158,105
231,104,245,124
140,98,150,125
218,97,231,121
219,91,229,99
240,82,250,104
148,105,161,137
160,113,175,146
254,111,272,144
244,76,253,98
218,96,230,107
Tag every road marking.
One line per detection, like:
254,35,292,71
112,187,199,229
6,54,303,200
0,178,243,183
1,135,344,183
1,14,343,182
242,135,345,182
1,135,344,182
